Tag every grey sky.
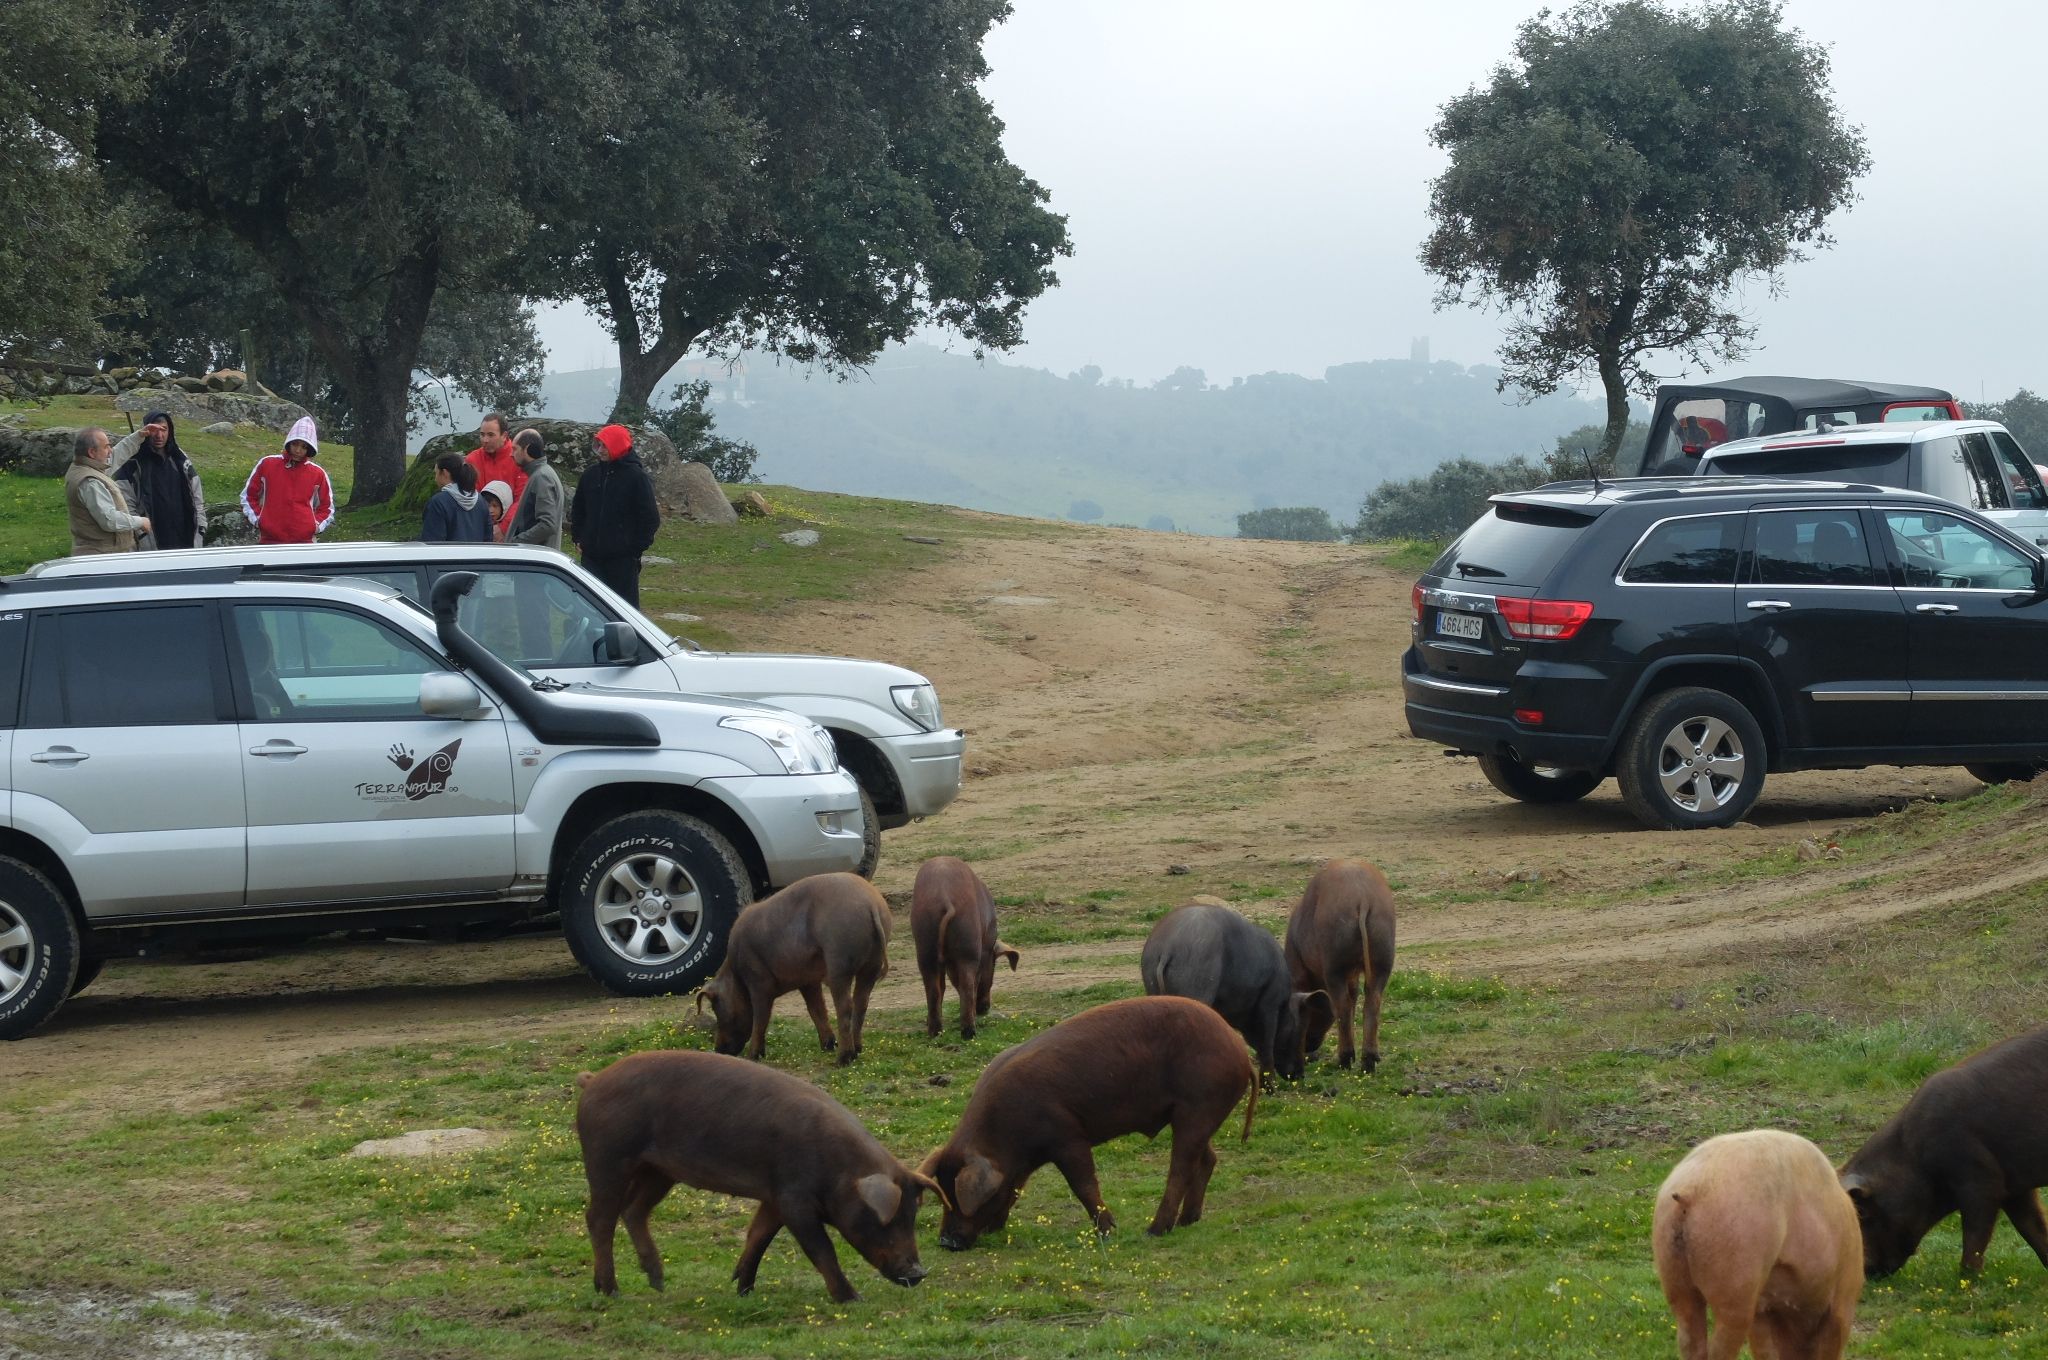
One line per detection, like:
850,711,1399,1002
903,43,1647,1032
538,0,2048,400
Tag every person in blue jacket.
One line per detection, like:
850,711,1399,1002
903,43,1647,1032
420,454,495,543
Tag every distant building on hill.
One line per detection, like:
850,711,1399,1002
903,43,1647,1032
1409,335,1430,365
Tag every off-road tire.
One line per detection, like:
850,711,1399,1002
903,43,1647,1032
0,858,80,1040
855,785,882,880
1476,753,1604,804
561,811,751,996
68,955,105,998
1965,762,2045,786
1616,687,1767,831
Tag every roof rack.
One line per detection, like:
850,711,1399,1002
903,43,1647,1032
0,565,397,595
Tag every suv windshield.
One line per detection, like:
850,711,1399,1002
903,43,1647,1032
1704,442,1911,487
1432,505,1592,588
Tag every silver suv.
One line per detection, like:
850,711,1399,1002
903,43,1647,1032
28,542,966,876
0,567,867,1038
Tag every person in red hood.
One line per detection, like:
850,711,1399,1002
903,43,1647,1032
240,416,335,544
569,423,662,605
465,413,527,526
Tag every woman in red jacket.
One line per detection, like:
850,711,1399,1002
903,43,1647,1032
240,417,336,545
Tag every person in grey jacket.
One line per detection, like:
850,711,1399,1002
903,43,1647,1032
110,410,206,549
505,428,564,550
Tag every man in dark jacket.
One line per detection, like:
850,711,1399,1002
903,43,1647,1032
569,424,661,605
111,410,205,549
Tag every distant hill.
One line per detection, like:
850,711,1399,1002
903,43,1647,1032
420,343,1611,536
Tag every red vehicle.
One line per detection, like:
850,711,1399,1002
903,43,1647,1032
1622,376,1964,477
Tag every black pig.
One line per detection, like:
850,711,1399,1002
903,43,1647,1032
1140,901,1331,1082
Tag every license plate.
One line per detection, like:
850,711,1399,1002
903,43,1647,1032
1437,610,1486,641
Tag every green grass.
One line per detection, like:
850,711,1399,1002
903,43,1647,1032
11,874,2048,1357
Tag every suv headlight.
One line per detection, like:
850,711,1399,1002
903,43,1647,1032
719,715,840,775
891,682,942,732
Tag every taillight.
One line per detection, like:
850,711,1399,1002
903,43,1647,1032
1495,597,1593,640
1411,583,1424,622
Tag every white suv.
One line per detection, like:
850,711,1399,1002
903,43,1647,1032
0,567,867,1038
27,542,966,875
1694,420,2048,547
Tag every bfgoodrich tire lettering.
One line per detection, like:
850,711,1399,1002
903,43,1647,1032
1616,686,1767,830
561,812,751,997
1477,753,1604,804
0,858,80,1040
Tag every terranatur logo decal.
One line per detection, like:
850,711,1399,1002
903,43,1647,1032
356,740,462,803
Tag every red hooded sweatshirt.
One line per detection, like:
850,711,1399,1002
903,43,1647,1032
241,416,335,544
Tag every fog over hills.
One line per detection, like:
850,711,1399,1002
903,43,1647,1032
436,344,1608,536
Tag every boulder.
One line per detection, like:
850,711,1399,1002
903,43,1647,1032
202,421,235,435
779,529,820,547
115,386,310,435
0,426,84,477
657,460,739,525
739,489,772,518
206,503,258,546
397,418,683,516
173,376,208,393
203,368,247,392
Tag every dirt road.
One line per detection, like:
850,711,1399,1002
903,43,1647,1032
11,519,1993,1100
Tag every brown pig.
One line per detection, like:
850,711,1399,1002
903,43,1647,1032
697,872,891,1064
920,995,1255,1250
574,1050,940,1302
1653,1129,1862,1360
1283,858,1397,1072
910,856,1019,1039
1839,1023,2048,1277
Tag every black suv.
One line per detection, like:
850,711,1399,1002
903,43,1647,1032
1402,478,2048,829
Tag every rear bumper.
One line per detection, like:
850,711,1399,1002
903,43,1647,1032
702,771,867,886
875,728,966,822
1401,648,1614,770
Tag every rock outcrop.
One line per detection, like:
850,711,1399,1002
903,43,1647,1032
114,386,309,435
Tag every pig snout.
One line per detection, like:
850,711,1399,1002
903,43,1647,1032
893,1261,928,1286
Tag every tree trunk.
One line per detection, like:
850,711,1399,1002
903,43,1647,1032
1597,349,1632,471
598,246,702,422
341,355,416,505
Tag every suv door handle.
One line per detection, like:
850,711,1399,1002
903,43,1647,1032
249,741,310,757
1745,600,1792,612
1914,602,1960,615
28,747,89,765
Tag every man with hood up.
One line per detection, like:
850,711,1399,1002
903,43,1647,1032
569,423,662,605
111,409,206,549
240,416,336,545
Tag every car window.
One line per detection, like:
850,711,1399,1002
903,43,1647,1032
1750,510,1880,587
1799,410,1859,431
1619,514,1742,585
1883,404,1952,422
1431,506,1590,589
1702,442,1909,487
28,605,222,726
1882,510,2036,591
1986,432,2047,510
445,568,621,669
1646,399,1767,472
235,605,442,720
1920,434,2000,510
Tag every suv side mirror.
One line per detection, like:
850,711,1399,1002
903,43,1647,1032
600,621,639,664
420,672,490,718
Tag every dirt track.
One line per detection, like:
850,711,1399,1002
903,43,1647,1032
10,520,1994,1103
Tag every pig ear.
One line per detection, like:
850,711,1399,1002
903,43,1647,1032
1297,989,1333,1021
910,1170,954,1213
856,1173,902,1222
997,943,1020,971
1839,1171,1869,1200
954,1152,1003,1217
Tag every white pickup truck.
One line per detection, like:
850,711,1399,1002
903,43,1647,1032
28,542,966,875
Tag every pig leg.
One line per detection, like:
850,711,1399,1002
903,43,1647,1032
1659,1280,1708,1360
743,981,778,1061
1176,1139,1219,1227
974,953,994,1017
850,967,880,1060
2002,1188,2048,1269
922,964,945,1038
1334,973,1359,1069
621,1169,674,1290
949,958,981,1039
800,984,837,1053
732,1202,784,1295
1254,1011,1278,1091
784,1207,860,1303
1051,1145,1115,1235
830,977,859,1065
586,1181,625,1295
1360,973,1386,1074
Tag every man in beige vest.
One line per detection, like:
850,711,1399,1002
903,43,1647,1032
66,427,152,555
